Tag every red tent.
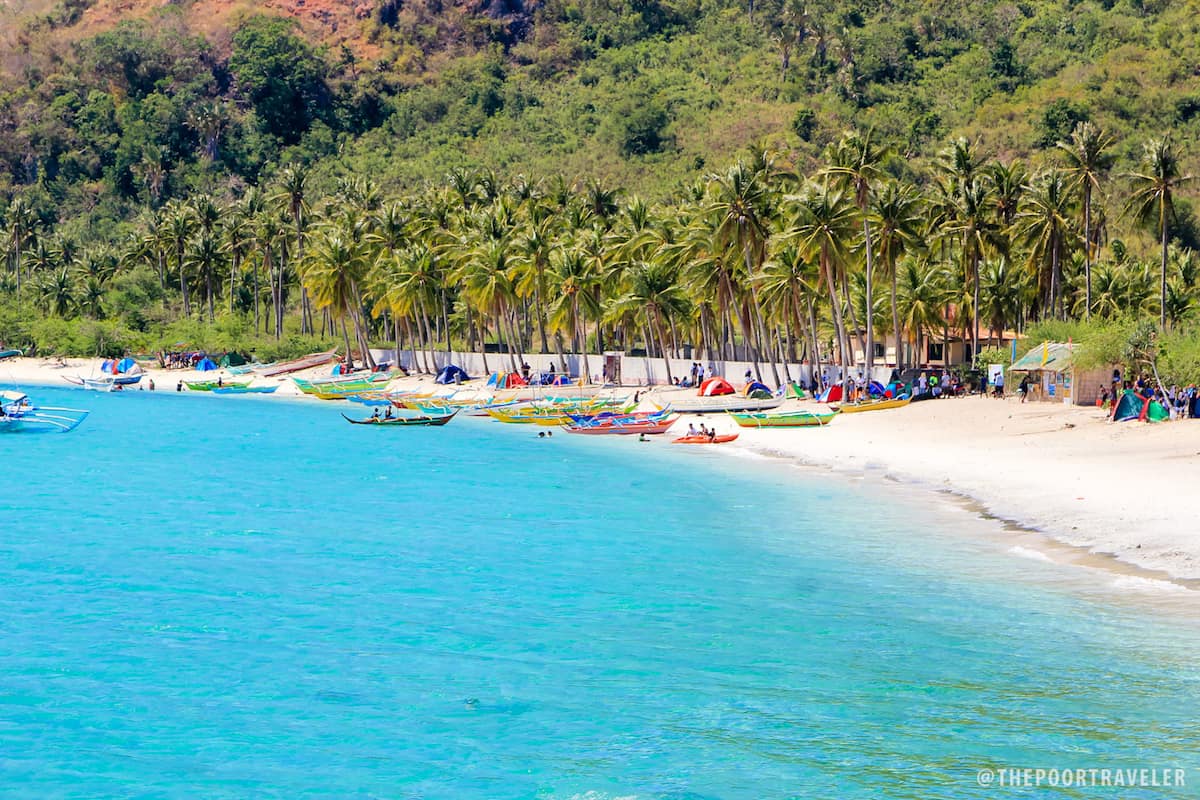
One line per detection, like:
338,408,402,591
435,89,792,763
698,377,735,396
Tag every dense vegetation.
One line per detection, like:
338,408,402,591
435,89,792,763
2,0,1200,381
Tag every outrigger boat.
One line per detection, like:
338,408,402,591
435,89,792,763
257,350,338,377
294,372,392,399
65,373,142,391
656,396,782,414
1,390,89,432
831,395,911,413
341,410,458,427
184,379,251,391
211,385,279,395
729,409,838,428
563,415,679,435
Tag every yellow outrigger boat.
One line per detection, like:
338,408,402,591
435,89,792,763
831,396,912,413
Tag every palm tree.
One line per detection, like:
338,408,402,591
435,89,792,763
611,261,689,383
36,268,74,317
1014,170,1075,319
164,200,195,316
707,161,777,383
824,129,887,380
869,180,922,371
275,164,312,334
789,182,858,389
1125,136,1195,327
1057,122,1115,319
895,256,946,367
184,230,225,322
305,230,373,369
6,196,36,304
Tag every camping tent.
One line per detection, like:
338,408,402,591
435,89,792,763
1112,389,1167,422
486,371,527,389
549,374,572,386
435,365,470,384
698,377,735,396
744,380,772,398
817,384,844,403
195,357,218,372
116,357,138,373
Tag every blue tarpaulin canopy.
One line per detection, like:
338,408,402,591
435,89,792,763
116,357,137,373
195,357,218,371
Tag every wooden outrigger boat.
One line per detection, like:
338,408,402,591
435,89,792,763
341,410,458,427
1,390,89,432
257,350,338,377
563,415,678,435
657,396,782,414
294,372,392,398
211,385,279,395
831,396,911,413
184,379,251,391
729,409,838,428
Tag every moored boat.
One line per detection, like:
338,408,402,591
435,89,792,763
831,396,911,413
563,415,678,435
184,379,251,391
341,410,458,427
729,409,838,428
1,390,89,432
257,350,338,377
211,385,279,395
658,396,782,414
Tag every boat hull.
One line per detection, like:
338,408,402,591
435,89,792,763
831,397,911,413
341,411,457,427
729,410,838,428
660,397,782,414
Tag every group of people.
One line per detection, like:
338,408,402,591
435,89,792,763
685,423,719,441
369,406,396,421
1100,371,1199,419
678,362,717,389
160,351,215,370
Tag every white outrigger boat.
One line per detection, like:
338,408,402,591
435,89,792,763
1,390,90,432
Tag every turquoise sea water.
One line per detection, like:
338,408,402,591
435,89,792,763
2,385,1199,799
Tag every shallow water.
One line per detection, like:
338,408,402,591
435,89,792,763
2,386,1198,798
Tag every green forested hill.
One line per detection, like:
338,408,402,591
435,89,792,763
3,0,1199,221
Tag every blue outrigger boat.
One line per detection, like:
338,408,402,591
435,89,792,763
1,390,89,433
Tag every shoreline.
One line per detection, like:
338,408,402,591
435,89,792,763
9,355,1200,588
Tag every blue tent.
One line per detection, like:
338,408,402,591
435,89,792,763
195,357,218,371
745,380,772,398
435,365,470,384
116,357,137,373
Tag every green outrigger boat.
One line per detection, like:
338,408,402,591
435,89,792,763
728,409,838,428
184,379,251,391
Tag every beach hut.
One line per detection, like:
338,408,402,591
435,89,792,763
699,377,735,396
1008,342,1110,406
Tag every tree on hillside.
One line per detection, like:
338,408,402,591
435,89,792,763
1126,136,1195,328
1058,122,1115,320
229,16,332,145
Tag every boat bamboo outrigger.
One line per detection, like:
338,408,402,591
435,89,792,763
728,409,839,428
1,390,89,433
341,410,459,427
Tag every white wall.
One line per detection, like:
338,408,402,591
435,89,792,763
373,348,893,388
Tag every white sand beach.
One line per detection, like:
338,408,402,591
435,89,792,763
8,355,1200,582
